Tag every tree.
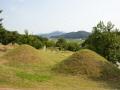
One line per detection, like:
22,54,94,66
8,31,19,44
0,10,7,44
0,10,3,26
66,42,80,51
46,40,55,47
36,36,48,45
82,21,120,64
17,34,43,49
56,38,67,50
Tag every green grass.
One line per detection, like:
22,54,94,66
0,45,120,89
16,71,51,82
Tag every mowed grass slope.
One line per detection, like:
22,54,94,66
0,45,120,89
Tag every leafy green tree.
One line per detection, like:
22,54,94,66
66,42,80,51
0,10,3,26
56,38,67,50
46,40,55,47
17,34,43,49
28,35,43,49
82,21,120,64
0,10,8,45
36,36,48,45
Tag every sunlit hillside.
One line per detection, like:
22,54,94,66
0,45,119,90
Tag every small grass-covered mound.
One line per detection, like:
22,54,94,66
53,49,120,80
2,45,41,63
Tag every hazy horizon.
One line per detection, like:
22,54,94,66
1,0,120,34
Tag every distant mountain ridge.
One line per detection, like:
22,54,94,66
40,31,65,38
51,31,90,39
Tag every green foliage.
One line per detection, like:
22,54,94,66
17,34,43,49
83,21,120,64
55,38,81,51
0,10,3,25
46,40,55,47
0,25,19,45
36,36,48,45
66,42,80,51
56,38,67,50
0,28,44,49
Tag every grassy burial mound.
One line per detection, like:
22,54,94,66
53,49,120,80
2,44,41,63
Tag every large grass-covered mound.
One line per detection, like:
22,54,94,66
2,45,41,63
53,49,120,80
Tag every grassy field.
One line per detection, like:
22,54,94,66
0,45,120,90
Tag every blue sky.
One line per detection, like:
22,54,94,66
0,0,120,34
